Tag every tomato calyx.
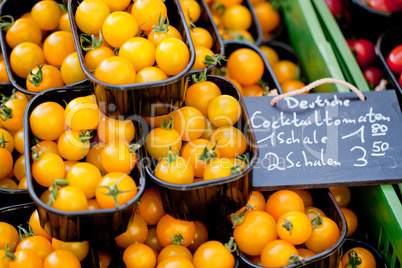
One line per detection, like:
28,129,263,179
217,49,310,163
163,147,179,165
280,217,293,235
230,164,242,175
191,68,207,83
211,2,226,16
204,54,227,67
79,130,93,157
129,144,141,155
18,225,34,241
31,144,42,161
0,104,12,121
231,203,254,227
224,237,237,253
80,31,103,51
97,173,135,208
199,142,218,164
152,13,170,34
135,22,146,38
214,66,228,76
170,233,186,245
58,3,67,13
28,63,45,86
0,133,10,149
344,249,363,268
161,115,175,130
288,254,303,264
256,79,270,96
48,179,70,205
0,89,16,104
2,243,16,261
311,214,323,229
0,15,14,32
236,154,249,164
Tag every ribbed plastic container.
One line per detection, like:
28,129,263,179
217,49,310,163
0,202,99,267
0,0,89,96
188,0,224,75
24,86,146,242
375,28,402,105
144,75,259,221
68,0,196,119
341,238,388,268
238,188,347,268
222,40,283,95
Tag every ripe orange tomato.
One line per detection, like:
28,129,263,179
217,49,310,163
203,157,246,180
210,126,247,158
341,207,358,237
30,101,65,141
60,52,87,85
84,46,115,72
31,0,62,31
75,0,110,35
193,240,235,268
135,66,168,83
277,211,312,245
97,115,135,144
29,210,52,240
192,46,214,70
329,186,351,207
272,60,298,84
85,142,106,174
187,221,209,253
95,56,136,85
32,152,65,187
253,1,280,36
57,129,90,161
305,206,327,221
305,216,340,254
156,214,196,247
43,31,76,67
131,0,167,32
157,255,194,268
291,189,313,207
95,172,138,208
123,243,157,268
9,249,43,268
155,37,190,76
51,239,90,262
226,48,264,86
6,18,42,49
26,64,64,92
222,5,252,31
10,42,45,78
233,210,277,256
157,244,193,264
119,37,156,72
51,186,88,212
103,0,131,11
65,95,100,131
242,84,264,97
1,97,28,132
259,45,279,66
0,222,19,252
155,150,194,184
181,138,220,177
43,249,81,268
100,141,138,173
0,128,14,153
171,106,205,142
148,24,182,47
341,247,376,268
281,80,306,94
265,190,305,221
190,27,213,49
135,188,166,226
208,94,241,127
185,81,221,117
145,226,164,253
102,11,138,48
115,213,149,248
16,235,53,261
67,162,102,199
260,240,299,267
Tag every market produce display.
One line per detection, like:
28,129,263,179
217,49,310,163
0,0,401,267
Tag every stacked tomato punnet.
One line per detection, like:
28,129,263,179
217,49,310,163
232,189,344,267
0,0,87,93
72,0,191,86
145,72,249,184
0,89,31,191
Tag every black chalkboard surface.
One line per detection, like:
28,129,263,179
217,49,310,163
244,90,402,190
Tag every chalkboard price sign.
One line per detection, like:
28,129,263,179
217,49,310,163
243,90,402,190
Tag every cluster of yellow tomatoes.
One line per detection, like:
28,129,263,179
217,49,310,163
144,75,248,184
0,213,88,267
3,0,86,92
232,189,341,267
74,0,190,85
0,90,29,190
29,93,141,211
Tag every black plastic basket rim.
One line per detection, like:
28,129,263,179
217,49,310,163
23,86,146,217
188,0,225,75
144,74,259,191
351,0,402,17
0,202,36,213
0,188,28,194
239,188,348,268
0,0,90,96
375,28,402,93
68,0,196,91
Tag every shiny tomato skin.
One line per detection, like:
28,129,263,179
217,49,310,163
387,44,402,75
362,66,383,88
352,39,376,68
